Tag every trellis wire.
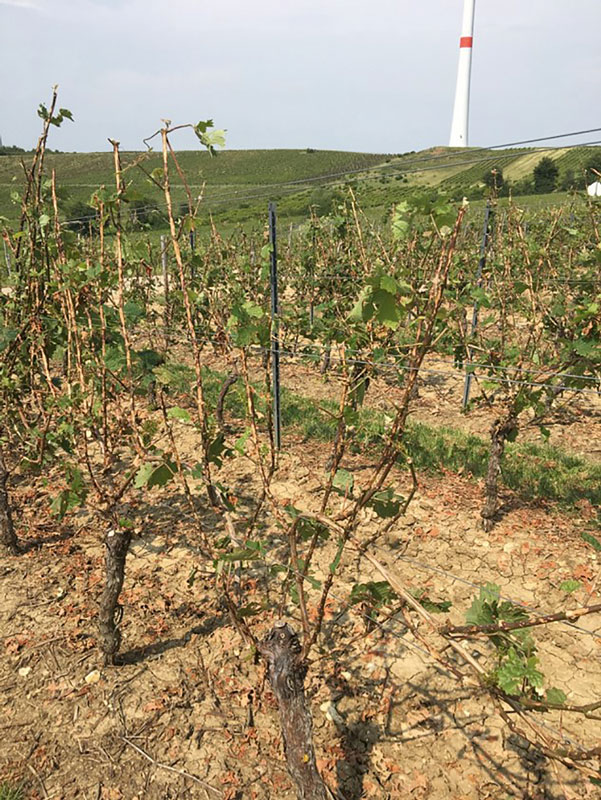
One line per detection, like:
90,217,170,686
270,346,601,398
290,273,601,287
275,342,601,385
164,330,601,396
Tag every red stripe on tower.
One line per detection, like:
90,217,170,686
460,36,473,48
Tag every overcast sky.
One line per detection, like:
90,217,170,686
1,0,600,153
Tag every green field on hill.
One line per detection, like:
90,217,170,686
1,143,599,230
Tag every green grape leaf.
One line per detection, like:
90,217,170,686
559,579,581,594
545,687,567,705
332,469,354,494
465,583,501,626
167,407,191,422
350,581,397,608
134,460,176,490
368,486,402,518
496,649,543,695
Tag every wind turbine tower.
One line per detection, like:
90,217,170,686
449,0,476,147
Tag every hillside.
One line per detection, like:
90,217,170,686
0,143,599,228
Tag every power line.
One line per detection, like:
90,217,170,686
196,141,601,212
166,125,601,201
488,126,601,150
200,140,601,207
31,134,601,225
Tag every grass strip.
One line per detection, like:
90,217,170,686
198,364,601,510
0,784,24,800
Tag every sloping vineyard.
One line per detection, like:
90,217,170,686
1,98,601,799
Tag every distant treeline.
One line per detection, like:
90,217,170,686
0,145,63,155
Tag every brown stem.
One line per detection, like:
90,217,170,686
0,447,19,555
159,393,210,552
360,457,419,554
446,602,601,637
481,414,517,531
216,370,239,431
259,622,329,800
499,692,601,718
239,351,274,496
98,528,131,665
320,343,331,375
305,210,465,655
109,139,144,457
160,128,217,507
288,520,311,642
320,377,349,512
14,88,58,268
221,578,258,647
303,527,351,658
346,206,467,520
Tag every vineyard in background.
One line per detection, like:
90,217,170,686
1,96,601,799
2,122,601,234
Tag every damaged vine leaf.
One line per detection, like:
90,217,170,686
193,120,226,156
284,506,330,543
349,580,396,622
215,538,265,565
134,457,177,490
332,468,354,496
37,103,74,127
349,581,451,621
367,486,403,518
50,465,88,519
466,583,566,705
411,588,452,614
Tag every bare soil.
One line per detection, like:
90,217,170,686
275,350,601,464
1,413,600,799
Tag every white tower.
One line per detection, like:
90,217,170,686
449,0,476,147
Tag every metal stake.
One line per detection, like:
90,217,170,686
462,201,493,410
269,202,282,450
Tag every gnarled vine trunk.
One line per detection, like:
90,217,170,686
216,370,239,431
0,447,19,555
98,528,131,665
260,622,329,800
481,415,518,532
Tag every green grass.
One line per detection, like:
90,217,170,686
0,148,391,224
0,783,25,800
2,144,597,228
197,363,601,511
471,191,575,212
278,381,601,509
502,149,568,182
405,422,601,509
